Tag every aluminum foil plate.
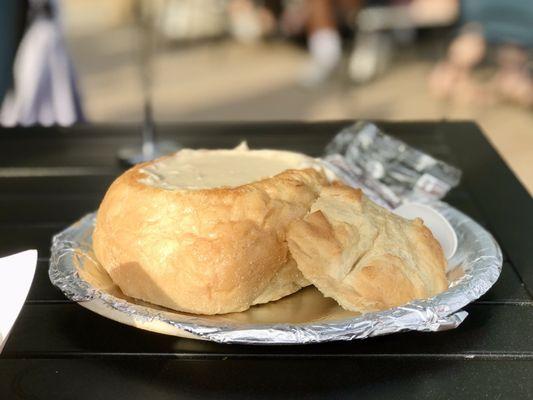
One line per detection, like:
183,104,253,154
49,201,502,344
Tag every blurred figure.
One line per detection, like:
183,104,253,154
301,0,458,86
429,0,533,107
493,44,533,108
429,24,486,104
301,0,361,86
349,0,457,84
225,0,360,85
0,0,83,126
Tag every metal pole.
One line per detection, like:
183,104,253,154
139,0,155,160
117,0,179,166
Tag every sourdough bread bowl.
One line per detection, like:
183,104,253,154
93,145,331,315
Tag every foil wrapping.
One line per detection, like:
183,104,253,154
325,121,462,208
49,123,501,344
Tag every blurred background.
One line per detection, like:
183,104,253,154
1,0,532,192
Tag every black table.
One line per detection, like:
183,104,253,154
1,121,532,399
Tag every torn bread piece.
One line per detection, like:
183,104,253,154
287,184,448,314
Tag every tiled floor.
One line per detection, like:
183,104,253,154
68,29,533,194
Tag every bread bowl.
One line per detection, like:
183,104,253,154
93,144,331,314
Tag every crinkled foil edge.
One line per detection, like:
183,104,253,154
49,200,502,344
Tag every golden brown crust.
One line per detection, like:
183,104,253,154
287,184,448,314
93,159,327,315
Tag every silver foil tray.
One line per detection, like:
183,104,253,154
49,201,502,344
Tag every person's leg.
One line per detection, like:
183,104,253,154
492,44,533,107
428,25,486,103
301,0,341,86
308,0,336,32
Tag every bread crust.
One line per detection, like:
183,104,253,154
287,184,448,314
93,157,328,315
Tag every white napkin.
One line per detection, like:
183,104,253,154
0,250,37,353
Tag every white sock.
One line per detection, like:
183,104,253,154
309,28,342,70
